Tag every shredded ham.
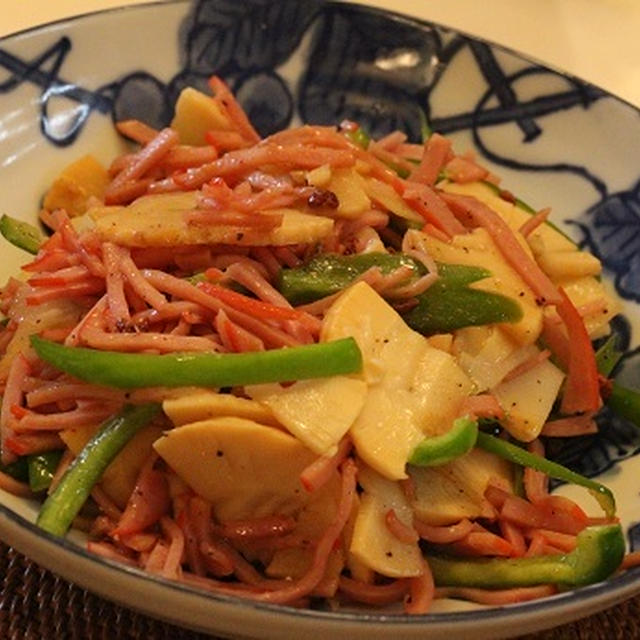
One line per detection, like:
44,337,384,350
541,413,599,437
112,456,170,536
0,354,30,464
519,207,551,238
338,576,408,605
502,349,551,383
409,133,452,186
414,518,474,544
300,436,352,493
385,509,419,544
441,192,561,305
523,439,549,505
404,558,435,614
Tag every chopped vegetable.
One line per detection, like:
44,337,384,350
278,253,522,333
476,432,616,518
28,451,63,492
0,214,44,254
428,524,624,588
36,403,160,536
607,384,640,430
30,335,362,389
409,417,478,466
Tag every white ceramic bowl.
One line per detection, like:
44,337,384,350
1,2,640,637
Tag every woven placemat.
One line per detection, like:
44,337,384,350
1,541,638,640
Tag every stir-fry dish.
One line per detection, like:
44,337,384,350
1,76,640,613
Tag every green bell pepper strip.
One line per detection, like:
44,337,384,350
0,456,28,483
277,253,522,334
36,403,160,537
595,335,623,377
28,451,64,493
409,417,478,466
593,336,640,430
30,335,362,390
476,432,616,518
345,127,371,149
428,524,624,588
0,214,44,254
607,384,640,430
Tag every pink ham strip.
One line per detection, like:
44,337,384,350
502,349,551,383
108,127,179,191
0,354,30,464
209,76,261,144
3,432,64,457
161,145,219,171
459,394,505,420
409,133,452,186
28,265,92,287
385,508,419,544
120,250,168,310
115,119,159,145
91,486,122,522
441,192,562,305
265,124,349,149
414,518,474,544
65,295,108,346
405,558,435,615
175,144,355,190
103,242,131,327
215,309,265,352
13,402,118,432
403,183,466,237
525,528,577,553
143,270,301,348
499,519,527,557
80,325,220,353
160,516,186,580
130,302,209,331
250,247,284,280
188,496,235,576
59,220,106,279
300,436,352,493
523,439,549,505
112,455,170,537
519,207,551,238
26,381,124,408
443,156,489,184
224,262,291,307
338,576,408,606
25,279,104,306
371,130,407,150
541,413,599,437
214,515,296,542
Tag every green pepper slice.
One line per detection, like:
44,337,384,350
30,335,362,390
409,417,478,466
428,524,624,588
277,253,522,334
0,214,44,254
28,451,63,493
36,403,160,537
476,432,616,518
